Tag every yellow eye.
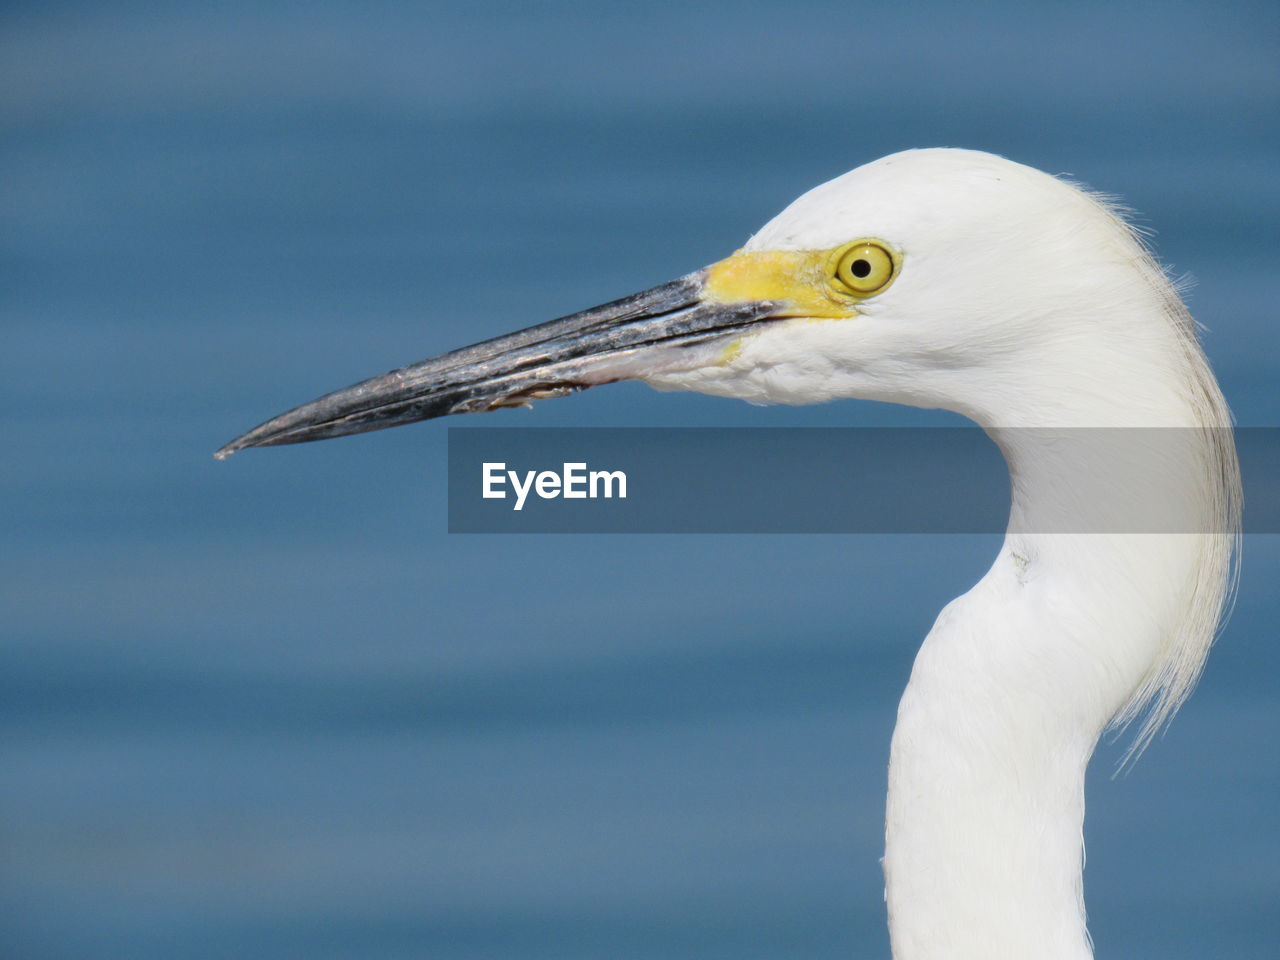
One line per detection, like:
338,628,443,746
833,241,896,296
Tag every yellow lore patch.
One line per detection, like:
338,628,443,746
701,241,901,366
703,249,857,319
703,240,901,321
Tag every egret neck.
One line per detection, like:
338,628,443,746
884,289,1235,960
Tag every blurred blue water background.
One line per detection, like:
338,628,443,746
3,2,1277,957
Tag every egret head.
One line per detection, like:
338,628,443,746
216,148,1183,456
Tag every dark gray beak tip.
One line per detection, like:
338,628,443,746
213,425,285,460
214,428,285,460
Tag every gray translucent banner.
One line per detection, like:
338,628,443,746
447,428,1277,534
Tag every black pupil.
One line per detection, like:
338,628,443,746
850,258,872,279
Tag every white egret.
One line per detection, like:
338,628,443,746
217,148,1241,960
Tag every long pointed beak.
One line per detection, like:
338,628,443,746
214,269,787,459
